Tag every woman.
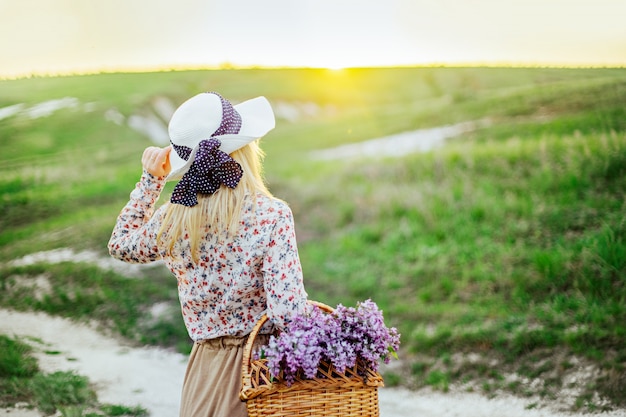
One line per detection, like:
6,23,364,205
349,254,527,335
108,92,308,416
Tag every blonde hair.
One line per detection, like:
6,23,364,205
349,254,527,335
157,140,272,261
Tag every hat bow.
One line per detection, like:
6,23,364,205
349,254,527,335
170,138,243,207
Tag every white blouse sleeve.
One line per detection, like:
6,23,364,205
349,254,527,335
262,203,308,328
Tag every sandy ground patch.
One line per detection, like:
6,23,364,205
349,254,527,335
309,120,488,160
9,249,160,278
1,309,185,417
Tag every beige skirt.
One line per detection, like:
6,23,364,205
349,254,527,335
179,335,268,417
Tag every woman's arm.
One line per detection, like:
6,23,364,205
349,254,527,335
107,170,166,263
108,146,171,264
262,203,308,327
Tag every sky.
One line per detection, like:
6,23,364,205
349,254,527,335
1,0,625,78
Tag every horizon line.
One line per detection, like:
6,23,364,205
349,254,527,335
2,61,625,81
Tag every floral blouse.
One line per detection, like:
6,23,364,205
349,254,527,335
108,171,308,342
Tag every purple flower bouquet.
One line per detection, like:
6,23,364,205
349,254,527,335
263,299,401,385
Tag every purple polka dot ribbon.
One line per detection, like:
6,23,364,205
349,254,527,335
210,92,242,136
170,138,243,206
170,92,244,207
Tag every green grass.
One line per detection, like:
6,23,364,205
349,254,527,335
1,66,625,411
0,335,38,378
0,262,189,350
0,335,147,416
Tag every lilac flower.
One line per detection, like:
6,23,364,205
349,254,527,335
263,299,401,384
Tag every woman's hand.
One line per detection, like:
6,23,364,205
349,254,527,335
142,146,172,178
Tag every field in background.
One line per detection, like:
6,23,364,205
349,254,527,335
1,67,625,412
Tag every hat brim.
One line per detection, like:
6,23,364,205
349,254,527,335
165,96,275,182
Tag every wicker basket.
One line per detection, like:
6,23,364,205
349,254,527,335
240,301,384,417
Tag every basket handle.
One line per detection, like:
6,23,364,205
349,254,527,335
241,300,333,396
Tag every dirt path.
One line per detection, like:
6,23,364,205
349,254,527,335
2,309,624,417
309,120,489,160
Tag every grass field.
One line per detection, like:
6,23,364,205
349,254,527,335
1,67,625,414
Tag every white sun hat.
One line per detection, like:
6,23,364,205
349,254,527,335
166,92,275,181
